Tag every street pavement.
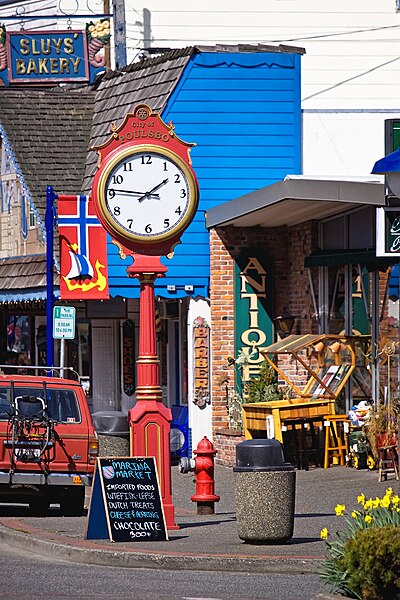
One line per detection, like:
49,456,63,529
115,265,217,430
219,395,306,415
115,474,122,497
0,463,394,579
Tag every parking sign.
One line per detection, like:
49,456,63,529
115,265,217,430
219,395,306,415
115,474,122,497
53,306,76,339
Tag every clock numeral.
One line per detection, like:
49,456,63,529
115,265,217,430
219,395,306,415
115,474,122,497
127,219,133,229
174,174,181,183
123,162,133,172
145,223,152,233
163,219,170,229
141,155,152,165
108,189,115,199
180,189,186,198
163,162,168,171
175,206,182,215
112,175,123,185
113,206,121,216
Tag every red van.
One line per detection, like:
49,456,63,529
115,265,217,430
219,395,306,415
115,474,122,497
0,373,98,515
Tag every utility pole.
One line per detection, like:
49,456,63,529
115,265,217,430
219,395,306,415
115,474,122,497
112,0,127,70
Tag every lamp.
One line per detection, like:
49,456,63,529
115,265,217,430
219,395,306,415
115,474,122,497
328,341,347,354
313,341,325,354
372,148,400,199
274,310,295,337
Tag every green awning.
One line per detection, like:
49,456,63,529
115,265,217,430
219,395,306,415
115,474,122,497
305,249,398,270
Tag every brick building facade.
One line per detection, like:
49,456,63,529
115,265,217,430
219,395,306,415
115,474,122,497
207,177,398,466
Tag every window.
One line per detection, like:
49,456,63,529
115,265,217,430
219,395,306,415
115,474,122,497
0,385,81,423
29,203,35,228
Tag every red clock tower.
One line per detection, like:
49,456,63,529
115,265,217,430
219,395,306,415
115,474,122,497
91,104,199,529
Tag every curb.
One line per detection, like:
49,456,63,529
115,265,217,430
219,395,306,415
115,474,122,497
0,522,321,574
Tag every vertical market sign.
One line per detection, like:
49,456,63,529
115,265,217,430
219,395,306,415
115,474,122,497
0,21,110,85
234,249,274,389
377,207,400,257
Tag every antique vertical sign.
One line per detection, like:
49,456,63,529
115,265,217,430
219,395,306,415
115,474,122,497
234,249,274,388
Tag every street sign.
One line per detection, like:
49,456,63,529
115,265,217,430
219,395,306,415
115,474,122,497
53,306,76,339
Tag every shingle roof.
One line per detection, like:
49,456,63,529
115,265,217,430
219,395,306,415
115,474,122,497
0,86,95,222
0,254,59,290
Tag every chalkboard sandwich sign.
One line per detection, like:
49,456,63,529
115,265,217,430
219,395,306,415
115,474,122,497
86,457,168,542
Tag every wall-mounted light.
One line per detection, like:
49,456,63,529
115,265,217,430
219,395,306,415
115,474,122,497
273,310,295,337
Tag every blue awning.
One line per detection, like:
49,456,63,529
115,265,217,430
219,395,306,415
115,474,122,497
389,264,400,301
0,288,60,303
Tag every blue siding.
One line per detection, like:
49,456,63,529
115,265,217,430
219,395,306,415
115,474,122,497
107,51,302,299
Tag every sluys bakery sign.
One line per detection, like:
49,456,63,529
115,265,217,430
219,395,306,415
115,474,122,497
0,20,110,85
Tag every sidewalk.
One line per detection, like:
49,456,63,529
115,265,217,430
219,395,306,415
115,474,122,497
0,464,394,574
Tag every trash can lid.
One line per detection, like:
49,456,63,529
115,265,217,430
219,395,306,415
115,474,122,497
234,438,294,472
92,411,130,435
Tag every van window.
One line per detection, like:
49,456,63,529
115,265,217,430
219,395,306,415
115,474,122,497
0,386,81,423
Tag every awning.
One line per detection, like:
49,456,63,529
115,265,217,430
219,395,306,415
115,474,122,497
0,288,60,303
206,176,385,229
304,249,398,270
388,263,400,301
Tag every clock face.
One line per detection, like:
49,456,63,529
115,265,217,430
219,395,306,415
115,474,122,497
97,146,198,243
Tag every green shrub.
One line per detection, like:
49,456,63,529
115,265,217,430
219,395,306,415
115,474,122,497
243,360,282,403
341,526,400,600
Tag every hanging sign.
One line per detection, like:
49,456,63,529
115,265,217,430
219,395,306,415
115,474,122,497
234,249,274,388
376,207,400,257
0,22,110,86
193,316,210,409
86,457,168,542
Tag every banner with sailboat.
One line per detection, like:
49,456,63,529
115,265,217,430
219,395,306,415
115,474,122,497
58,195,109,300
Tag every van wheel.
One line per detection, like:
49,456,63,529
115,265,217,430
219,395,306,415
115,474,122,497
60,487,85,516
29,497,49,516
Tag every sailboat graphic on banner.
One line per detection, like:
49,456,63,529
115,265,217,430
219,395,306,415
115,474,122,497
66,243,94,280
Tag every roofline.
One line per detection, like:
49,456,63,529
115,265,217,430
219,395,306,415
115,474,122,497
206,178,385,229
99,43,306,83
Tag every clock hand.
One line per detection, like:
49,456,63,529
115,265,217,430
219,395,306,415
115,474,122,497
138,178,169,203
109,188,160,198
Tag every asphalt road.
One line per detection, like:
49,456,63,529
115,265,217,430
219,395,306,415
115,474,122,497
0,539,324,600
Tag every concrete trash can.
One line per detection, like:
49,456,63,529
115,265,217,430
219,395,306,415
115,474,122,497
233,438,296,543
92,411,130,457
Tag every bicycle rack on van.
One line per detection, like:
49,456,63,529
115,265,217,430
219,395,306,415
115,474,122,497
4,381,58,472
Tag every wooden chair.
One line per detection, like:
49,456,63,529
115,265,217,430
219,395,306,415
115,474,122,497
323,414,349,468
377,445,399,482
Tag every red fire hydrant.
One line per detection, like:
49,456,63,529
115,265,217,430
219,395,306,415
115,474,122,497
179,436,220,515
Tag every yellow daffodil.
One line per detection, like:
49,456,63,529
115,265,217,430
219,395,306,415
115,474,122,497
364,499,373,510
335,504,346,516
357,493,365,506
372,498,380,509
351,510,361,518
365,514,373,524
381,496,391,509
320,527,329,540
392,495,400,506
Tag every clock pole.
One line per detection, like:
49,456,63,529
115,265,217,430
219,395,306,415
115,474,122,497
127,253,178,530
91,104,199,533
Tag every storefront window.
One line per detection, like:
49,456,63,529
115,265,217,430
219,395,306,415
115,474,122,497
7,315,30,357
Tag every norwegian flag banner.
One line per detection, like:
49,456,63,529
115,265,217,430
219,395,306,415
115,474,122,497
58,195,109,300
